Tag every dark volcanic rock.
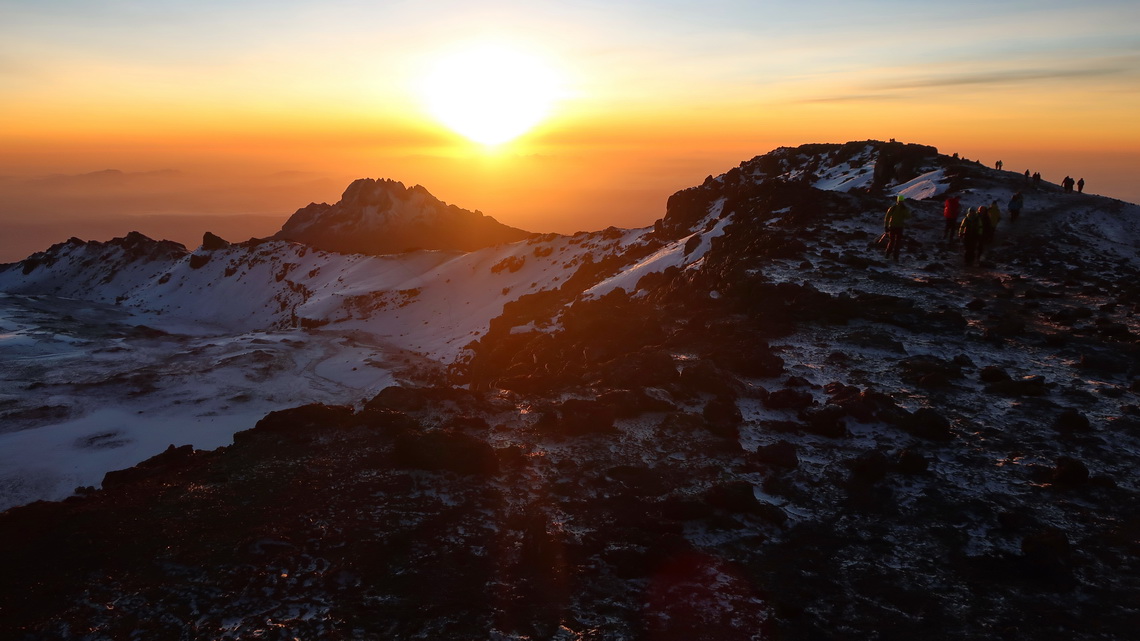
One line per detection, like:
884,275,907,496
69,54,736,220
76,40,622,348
1052,408,1092,434
392,429,499,476
801,404,848,438
598,349,679,389
896,448,929,474
979,365,1012,383
765,388,814,410
201,231,231,251
709,342,786,379
703,396,743,437
233,403,357,447
679,360,744,398
847,449,891,485
543,398,617,437
703,481,787,526
986,375,1048,397
899,407,953,441
752,441,800,469
101,444,197,490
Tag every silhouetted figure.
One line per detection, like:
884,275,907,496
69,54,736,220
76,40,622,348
959,207,988,266
1062,176,1075,193
1077,178,1085,193
1033,172,1042,187
1024,169,1031,183
996,160,1003,170
942,195,960,242
883,195,911,262
1008,192,1024,223
984,201,1001,255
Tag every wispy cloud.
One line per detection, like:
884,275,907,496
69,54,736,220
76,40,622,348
799,55,1140,104
874,64,1133,92
798,94,903,104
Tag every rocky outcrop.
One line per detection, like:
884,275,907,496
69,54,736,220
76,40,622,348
273,178,534,255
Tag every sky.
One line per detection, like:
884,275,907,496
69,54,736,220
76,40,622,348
2,0,1138,261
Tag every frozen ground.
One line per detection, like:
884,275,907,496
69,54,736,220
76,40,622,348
0,293,406,510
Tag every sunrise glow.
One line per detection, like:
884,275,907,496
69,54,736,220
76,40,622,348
1,1,1138,261
419,43,566,146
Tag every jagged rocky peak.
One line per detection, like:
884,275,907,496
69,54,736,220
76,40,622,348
656,140,950,239
199,231,230,251
273,177,535,256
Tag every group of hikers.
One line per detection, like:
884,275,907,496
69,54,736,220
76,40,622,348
881,190,1026,267
1062,176,1085,193
1007,163,1085,195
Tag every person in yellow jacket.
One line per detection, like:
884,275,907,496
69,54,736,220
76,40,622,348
982,201,1000,258
959,207,989,266
882,195,910,262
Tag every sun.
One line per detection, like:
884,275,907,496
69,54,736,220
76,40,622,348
420,43,564,146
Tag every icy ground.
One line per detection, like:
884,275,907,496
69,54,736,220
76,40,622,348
0,293,409,510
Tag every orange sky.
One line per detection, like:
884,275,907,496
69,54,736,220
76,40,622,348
2,1,1138,261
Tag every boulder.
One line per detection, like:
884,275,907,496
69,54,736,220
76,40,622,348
596,389,677,418
392,430,498,476
598,350,679,389
546,398,617,437
702,397,743,438
801,404,847,438
1052,409,1092,434
979,365,1012,383
897,354,962,383
676,360,744,400
986,375,1048,397
703,481,787,526
897,448,929,475
765,388,815,410
752,441,800,469
846,450,890,485
101,444,196,490
201,231,231,251
234,403,357,447
899,407,953,441
706,342,788,376
1050,457,1090,487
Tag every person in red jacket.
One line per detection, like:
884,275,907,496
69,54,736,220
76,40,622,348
942,195,961,243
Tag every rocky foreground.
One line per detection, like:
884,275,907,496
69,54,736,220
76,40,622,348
1,142,1138,640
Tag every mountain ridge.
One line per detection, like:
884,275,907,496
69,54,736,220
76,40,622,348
272,177,536,255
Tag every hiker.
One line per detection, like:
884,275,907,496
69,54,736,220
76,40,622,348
1008,192,1024,223
1077,178,1085,193
942,195,961,242
985,201,1001,247
974,205,995,260
996,160,1003,170
959,207,988,266
1024,169,1031,183
1033,172,1042,188
883,195,911,262
1062,176,1075,193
